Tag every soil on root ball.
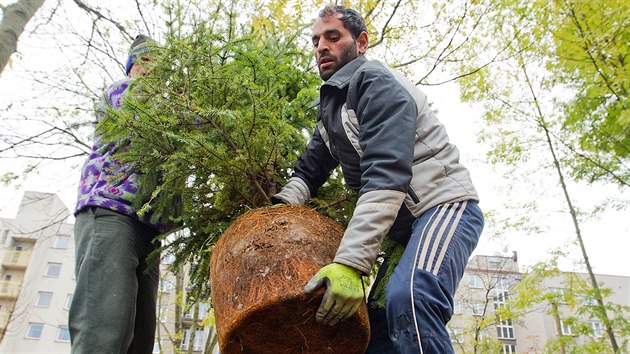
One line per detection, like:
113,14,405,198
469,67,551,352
210,205,370,354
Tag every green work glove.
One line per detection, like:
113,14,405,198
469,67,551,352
304,262,364,326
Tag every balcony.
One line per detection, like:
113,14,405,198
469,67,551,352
0,281,21,300
2,250,32,270
10,234,37,244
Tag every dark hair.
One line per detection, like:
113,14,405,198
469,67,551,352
318,5,367,40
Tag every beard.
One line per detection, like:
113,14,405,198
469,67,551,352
318,41,359,81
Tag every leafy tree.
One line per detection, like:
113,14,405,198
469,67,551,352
508,258,630,353
0,0,513,183
449,254,521,354
549,0,629,187
451,0,628,350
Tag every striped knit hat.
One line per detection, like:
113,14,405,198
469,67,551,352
124,34,159,75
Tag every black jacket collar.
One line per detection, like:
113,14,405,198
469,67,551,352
322,55,368,89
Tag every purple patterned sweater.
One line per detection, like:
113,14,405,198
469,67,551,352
75,78,167,233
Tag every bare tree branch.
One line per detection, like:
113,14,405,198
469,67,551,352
71,0,133,40
368,0,402,48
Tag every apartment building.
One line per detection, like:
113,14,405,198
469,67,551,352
0,192,74,353
154,251,216,353
0,192,215,353
450,254,630,353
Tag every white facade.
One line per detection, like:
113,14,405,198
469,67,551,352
0,192,74,353
0,192,216,354
450,254,630,353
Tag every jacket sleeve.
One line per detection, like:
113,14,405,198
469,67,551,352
334,64,418,274
272,126,339,204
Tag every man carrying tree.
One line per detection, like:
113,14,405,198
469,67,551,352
273,5,484,353
69,34,167,354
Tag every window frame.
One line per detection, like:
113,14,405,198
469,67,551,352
64,293,73,310
181,327,205,351
472,302,485,316
497,319,515,339
502,343,517,354
469,274,484,289
590,320,604,338
56,325,70,342
53,235,71,249
25,322,44,339
560,319,574,336
35,291,53,308
449,327,464,343
453,299,462,315
44,262,62,278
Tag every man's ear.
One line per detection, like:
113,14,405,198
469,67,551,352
357,31,369,55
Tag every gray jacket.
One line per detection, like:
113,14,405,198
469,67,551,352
275,55,479,274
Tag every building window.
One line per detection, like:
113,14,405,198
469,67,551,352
478,328,491,341
497,319,515,339
453,299,462,315
181,327,204,351
45,262,62,278
56,326,70,342
162,253,176,265
549,287,567,303
583,295,598,306
64,294,73,310
160,280,174,293
450,327,464,343
469,274,483,288
488,260,502,269
185,302,210,321
158,306,169,323
560,319,573,336
198,302,209,320
472,302,485,316
35,291,53,308
53,235,71,249
502,344,517,353
26,323,44,339
493,277,510,310
590,321,604,338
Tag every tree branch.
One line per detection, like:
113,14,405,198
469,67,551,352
71,0,132,40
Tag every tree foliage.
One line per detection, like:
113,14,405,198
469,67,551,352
508,259,630,353
455,0,628,189
549,0,629,186
451,1,629,350
96,1,359,296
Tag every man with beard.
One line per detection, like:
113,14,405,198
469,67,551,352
273,5,484,353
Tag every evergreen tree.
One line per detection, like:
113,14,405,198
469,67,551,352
97,6,354,295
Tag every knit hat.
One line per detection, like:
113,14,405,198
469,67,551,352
124,34,159,75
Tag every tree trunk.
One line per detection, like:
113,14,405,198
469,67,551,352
155,291,164,353
521,58,619,352
187,302,200,354
0,0,46,76
203,325,218,354
174,263,184,349
551,302,567,354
